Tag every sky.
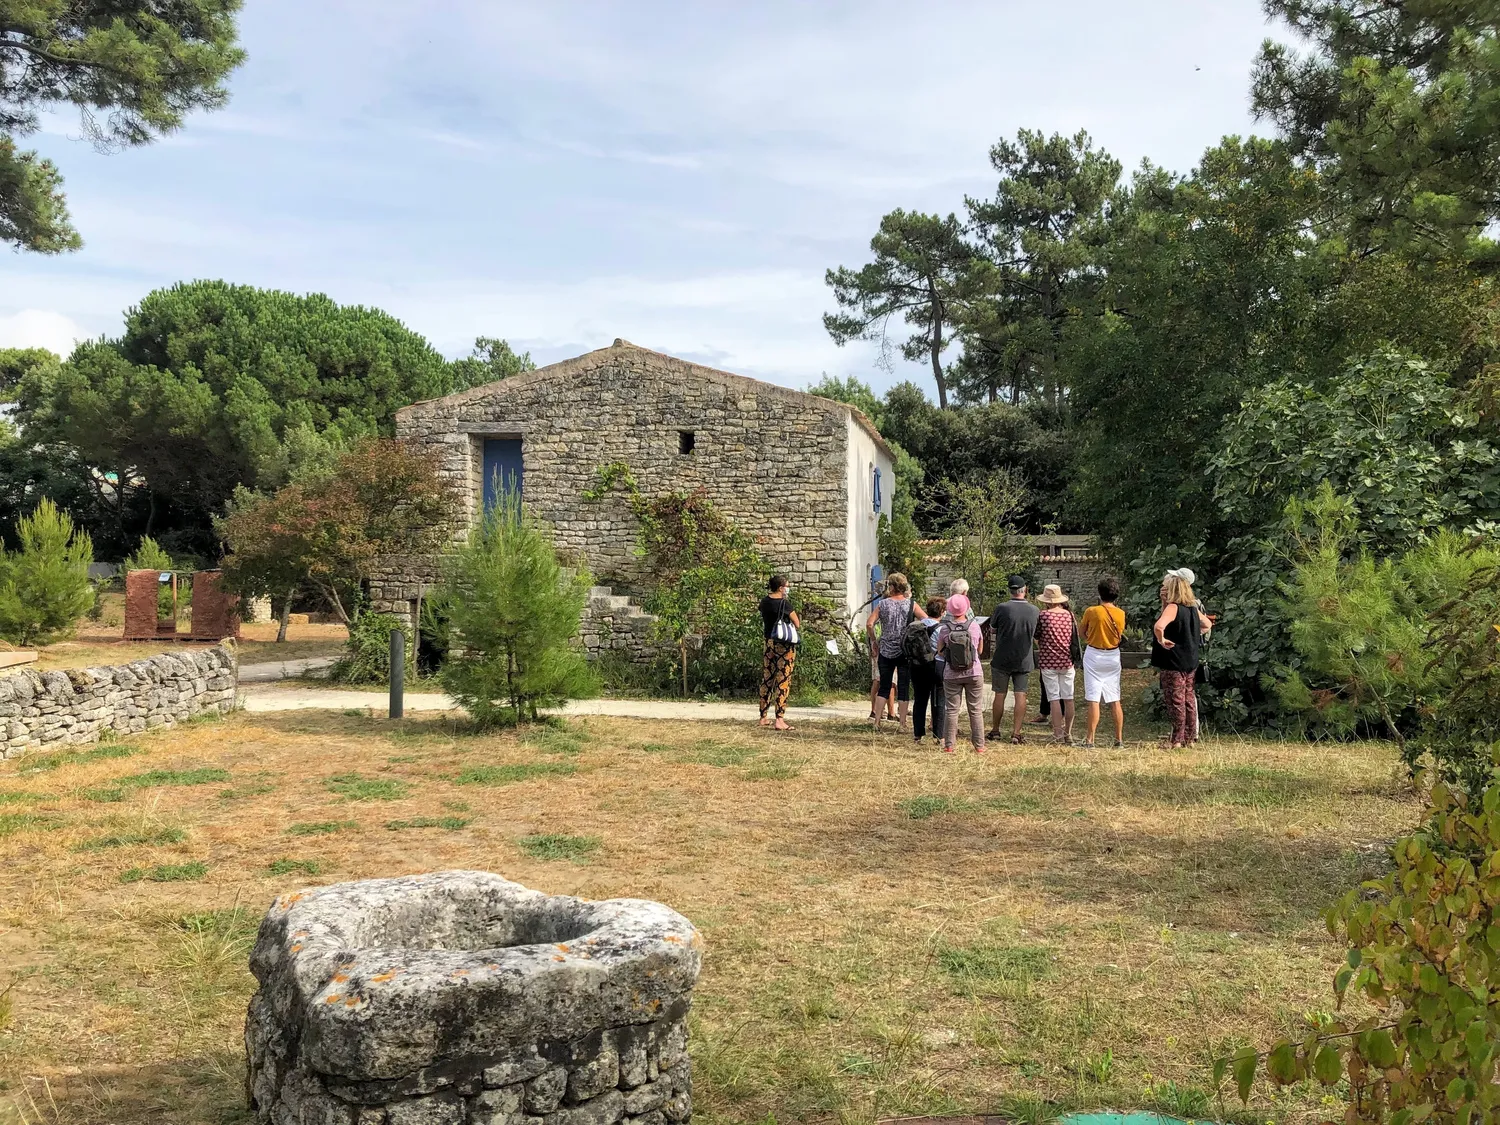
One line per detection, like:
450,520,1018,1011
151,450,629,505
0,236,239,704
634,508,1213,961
0,1,1277,396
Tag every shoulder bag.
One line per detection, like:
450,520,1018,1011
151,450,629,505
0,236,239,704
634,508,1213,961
772,598,800,645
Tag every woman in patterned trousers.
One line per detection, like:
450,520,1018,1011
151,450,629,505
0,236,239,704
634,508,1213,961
758,575,800,730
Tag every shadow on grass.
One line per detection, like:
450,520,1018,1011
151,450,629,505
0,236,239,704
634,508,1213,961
8,1053,250,1125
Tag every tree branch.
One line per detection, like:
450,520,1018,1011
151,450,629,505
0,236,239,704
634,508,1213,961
0,35,111,72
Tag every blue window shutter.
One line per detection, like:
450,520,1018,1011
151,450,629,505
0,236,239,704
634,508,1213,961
873,467,882,513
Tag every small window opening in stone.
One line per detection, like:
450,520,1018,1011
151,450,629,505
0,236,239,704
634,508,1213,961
678,430,696,455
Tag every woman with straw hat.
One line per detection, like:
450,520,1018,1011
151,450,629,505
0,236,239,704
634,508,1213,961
1035,584,1080,745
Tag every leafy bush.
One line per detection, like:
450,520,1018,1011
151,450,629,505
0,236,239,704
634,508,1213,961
0,498,94,645
328,612,409,685
1229,776,1500,1124
435,495,596,726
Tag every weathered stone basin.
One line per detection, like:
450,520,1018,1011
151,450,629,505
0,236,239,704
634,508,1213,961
245,870,703,1125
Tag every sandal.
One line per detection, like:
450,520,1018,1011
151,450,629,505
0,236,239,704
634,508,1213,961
1010,734,1025,745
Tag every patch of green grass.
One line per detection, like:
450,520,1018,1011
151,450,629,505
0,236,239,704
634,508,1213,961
981,793,1055,817
442,799,470,812
518,833,600,862
0,812,57,836
638,742,672,753
267,858,323,876
118,767,230,789
325,773,411,801
174,906,257,937
742,760,801,781
284,820,357,836
386,816,471,831
685,740,759,767
218,781,275,799
120,861,208,884
453,762,576,786
79,786,126,803
522,725,591,756
937,943,1054,992
901,795,967,820
75,827,186,851
21,743,140,773
0,791,49,804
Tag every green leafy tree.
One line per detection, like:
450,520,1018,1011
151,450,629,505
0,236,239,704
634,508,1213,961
961,128,1121,407
941,469,1033,613
0,497,94,644
1254,0,1500,261
1214,350,1500,551
824,210,974,408
449,336,536,389
14,282,460,556
0,1,245,253
220,438,457,625
436,495,595,726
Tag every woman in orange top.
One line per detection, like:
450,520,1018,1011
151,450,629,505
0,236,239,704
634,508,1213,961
1080,576,1126,748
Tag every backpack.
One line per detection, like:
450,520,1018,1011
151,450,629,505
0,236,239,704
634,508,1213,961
943,619,976,672
902,619,935,668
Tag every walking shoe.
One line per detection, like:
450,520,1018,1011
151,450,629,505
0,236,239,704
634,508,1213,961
1113,739,1125,748
1083,740,1096,749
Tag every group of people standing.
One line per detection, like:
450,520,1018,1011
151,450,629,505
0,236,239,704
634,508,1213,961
756,566,1212,751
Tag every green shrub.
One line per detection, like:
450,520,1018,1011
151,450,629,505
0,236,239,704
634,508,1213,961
329,612,410,685
435,494,596,726
0,498,95,645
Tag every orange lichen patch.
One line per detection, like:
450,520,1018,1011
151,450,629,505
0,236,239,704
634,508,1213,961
663,934,683,943
555,943,570,953
369,970,399,984
331,973,350,984
552,955,566,962
290,943,304,953
276,893,305,911
449,968,469,977
323,994,342,1005
689,931,705,948
343,997,364,1008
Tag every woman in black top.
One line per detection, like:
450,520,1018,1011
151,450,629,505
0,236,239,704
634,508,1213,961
758,575,801,730
1151,571,1212,748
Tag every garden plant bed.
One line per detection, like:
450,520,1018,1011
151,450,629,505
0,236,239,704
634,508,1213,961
0,702,1413,1125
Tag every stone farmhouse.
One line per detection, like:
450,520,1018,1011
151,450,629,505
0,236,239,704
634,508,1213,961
370,340,896,657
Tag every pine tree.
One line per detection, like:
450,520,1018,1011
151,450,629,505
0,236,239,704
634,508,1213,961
436,495,595,726
0,498,94,645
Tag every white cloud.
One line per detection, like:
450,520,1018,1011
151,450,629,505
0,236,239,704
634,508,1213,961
0,309,88,357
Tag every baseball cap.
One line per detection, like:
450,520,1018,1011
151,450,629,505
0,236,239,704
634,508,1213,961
1006,573,1027,589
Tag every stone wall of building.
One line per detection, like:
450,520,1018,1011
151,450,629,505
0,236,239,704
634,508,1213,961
375,342,861,621
0,645,237,758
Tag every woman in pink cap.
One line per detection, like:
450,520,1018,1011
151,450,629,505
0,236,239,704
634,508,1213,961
934,593,986,753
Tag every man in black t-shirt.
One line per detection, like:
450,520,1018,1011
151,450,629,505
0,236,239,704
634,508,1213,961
985,575,1040,744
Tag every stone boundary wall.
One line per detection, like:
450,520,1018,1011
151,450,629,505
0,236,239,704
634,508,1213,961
0,645,237,758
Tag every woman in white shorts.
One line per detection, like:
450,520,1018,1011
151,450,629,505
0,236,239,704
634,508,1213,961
1081,576,1126,747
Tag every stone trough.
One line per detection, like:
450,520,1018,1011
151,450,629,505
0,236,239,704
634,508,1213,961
245,871,703,1125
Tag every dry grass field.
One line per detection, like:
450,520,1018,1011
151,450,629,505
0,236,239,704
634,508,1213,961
0,698,1414,1125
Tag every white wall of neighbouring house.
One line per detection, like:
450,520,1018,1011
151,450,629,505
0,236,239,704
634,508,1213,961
844,414,894,627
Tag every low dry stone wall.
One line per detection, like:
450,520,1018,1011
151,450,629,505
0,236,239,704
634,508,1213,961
0,645,237,758
246,871,702,1125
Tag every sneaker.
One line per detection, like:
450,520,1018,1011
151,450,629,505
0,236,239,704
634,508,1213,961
1113,739,1125,749
1083,740,1096,749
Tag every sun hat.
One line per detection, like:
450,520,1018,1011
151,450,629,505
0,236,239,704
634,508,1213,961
946,593,972,618
1038,584,1069,605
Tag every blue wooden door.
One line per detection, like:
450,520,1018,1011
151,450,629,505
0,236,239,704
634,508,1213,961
482,439,523,511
